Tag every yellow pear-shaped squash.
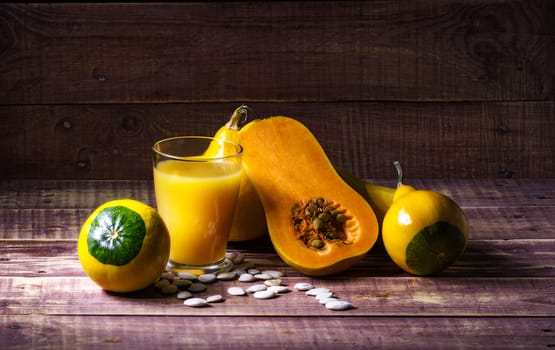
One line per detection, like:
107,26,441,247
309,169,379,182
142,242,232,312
382,162,469,276
210,106,267,242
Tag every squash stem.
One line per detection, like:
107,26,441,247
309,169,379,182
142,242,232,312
394,161,404,188
227,105,250,130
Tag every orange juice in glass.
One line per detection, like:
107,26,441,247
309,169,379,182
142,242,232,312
152,136,242,274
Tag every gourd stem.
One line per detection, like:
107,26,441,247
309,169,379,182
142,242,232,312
394,161,404,188
227,105,250,130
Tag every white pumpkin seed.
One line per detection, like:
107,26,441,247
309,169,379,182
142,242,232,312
227,287,246,296
263,270,284,278
160,272,175,280
188,282,207,293
325,300,354,311
198,274,217,284
264,279,282,287
206,294,225,303
231,252,245,265
177,272,198,280
161,283,179,294
217,271,237,281
154,279,170,289
267,285,290,294
315,292,334,300
246,284,267,293
221,261,236,272
294,282,314,291
305,287,330,296
238,273,257,282
253,290,277,300
184,297,207,307
225,251,237,260
173,279,192,289
177,291,193,300
233,268,247,276
318,297,339,304
254,273,272,280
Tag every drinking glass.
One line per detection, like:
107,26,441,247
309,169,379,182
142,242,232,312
152,136,243,274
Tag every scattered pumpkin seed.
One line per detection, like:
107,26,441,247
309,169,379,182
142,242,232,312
225,251,238,261
160,272,175,281
253,290,277,300
325,300,354,311
238,273,257,282
217,271,237,281
154,279,170,289
254,273,272,280
177,291,193,300
188,282,207,293
156,252,355,312
231,252,245,265
184,297,208,307
173,279,193,290
263,270,284,278
206,294,225,303
221,262,236,273
161,283,178,295
315,291,334,300
233,268,247,276
318,297,339,304
246,284,267,293
227,287,246,296
264,279,282,287
267,285,290,294
294,282,314,291
177,272,198,280
305,287,331,296
198,274,217,284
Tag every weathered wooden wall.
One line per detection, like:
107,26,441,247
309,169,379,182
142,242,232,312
1,2,554,179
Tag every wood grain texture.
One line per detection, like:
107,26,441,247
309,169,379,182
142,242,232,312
1,2,553,104
0,179,553,348
1,239,553,278
1,274,554,317
1,315,553,350
3,207,554,240
1,179,553,239
1,101,553,179
2,178,553,209
1,1,553,179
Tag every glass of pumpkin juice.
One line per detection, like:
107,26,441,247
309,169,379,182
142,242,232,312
152,136,243,274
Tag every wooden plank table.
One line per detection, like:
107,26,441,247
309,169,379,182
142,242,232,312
1,178,554,349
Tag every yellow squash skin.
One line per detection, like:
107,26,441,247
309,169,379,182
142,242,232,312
211,106,267,241
239,116,379,276
78,199,170,293
336,167,396,227
382,189,469,275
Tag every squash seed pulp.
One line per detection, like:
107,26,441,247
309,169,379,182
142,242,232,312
291,197,353,250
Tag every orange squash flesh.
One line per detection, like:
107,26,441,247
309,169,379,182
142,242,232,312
239,116,379,276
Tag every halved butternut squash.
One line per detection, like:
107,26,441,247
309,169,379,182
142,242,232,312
239,116,379,276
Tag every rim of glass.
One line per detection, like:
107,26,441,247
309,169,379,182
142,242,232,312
152,136,243,162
